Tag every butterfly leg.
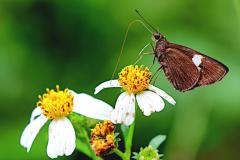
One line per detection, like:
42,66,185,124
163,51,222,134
149,43,156,69
134,42,154,64
151,66,162,85
138,43,151,56
150,42,154,50
134,52,154,65
149,56,156,69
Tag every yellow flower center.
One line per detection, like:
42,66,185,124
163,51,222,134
118,65,152,94
90,120,115,156
37,85,74,119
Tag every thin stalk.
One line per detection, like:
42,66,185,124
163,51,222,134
125,122,135,158
114,149,128,160
124,105,136,159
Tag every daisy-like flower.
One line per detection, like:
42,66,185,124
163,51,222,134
20,85,113,159
90,120,116,156
94,65,176,126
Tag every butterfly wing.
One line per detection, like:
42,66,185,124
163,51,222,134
196,57,228,86
160,47,200,92
170,43,229,87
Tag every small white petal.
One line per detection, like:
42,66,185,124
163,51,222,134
20,114,48,152
148,85,176,105
30,107,42,122
137,91,165,116
73,93,113,120
136,92,152,116
110,92,135,126
47,118,76,159
47,119,62,158
64,121,76,156
94,80,121,94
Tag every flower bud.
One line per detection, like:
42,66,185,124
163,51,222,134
90,120,116,156
134,146,160,160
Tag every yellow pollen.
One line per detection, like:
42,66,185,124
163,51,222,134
90,120,115,156
37,85,74,119
118,65,152,94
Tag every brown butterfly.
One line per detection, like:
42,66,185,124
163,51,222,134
136,10,229,92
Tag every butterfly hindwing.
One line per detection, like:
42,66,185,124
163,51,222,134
197,57,228,86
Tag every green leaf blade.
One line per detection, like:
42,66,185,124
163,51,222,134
149,135,166,149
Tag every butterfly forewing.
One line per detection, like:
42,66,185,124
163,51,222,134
169,43,229,87
160,47,200,92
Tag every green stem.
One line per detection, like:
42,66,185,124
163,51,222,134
125,121,135,159
114,149,128,160
124,105,137,159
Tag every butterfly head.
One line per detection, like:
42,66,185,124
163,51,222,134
152,32,164,42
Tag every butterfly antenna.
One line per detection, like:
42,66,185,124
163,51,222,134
111,19,151,79
135,9,158,33
137,20,153,34
111,19,155,79
111,20,136,79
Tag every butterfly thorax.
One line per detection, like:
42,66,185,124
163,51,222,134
154,38,168,61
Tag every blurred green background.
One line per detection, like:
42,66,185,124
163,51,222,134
0,0,240,159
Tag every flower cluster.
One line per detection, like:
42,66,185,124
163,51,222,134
118,65,151,94
21,65,176,159
90,120,116,156
37,85,74,119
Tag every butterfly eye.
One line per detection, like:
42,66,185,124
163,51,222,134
152,33,161,41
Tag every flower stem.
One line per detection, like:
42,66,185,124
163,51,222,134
125,120,135,159
124,105,136,159
114,149,128,160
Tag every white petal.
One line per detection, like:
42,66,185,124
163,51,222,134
20,114,48,152
73,93,113,120
136,92,152,116
148,85,176,105
136,91,165,116
110,92,135,126
47,118,76,159
94,80,121,94
30,107,42,122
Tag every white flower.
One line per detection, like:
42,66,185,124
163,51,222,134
20,85,113,159
94,65,176,126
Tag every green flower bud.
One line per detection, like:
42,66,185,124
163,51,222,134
134,146,160,160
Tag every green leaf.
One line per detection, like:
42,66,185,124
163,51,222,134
75,126,102,160
159,154,164,158
76,138,92,157
69,113,102,160
149,135,166,149
69,112,98,132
